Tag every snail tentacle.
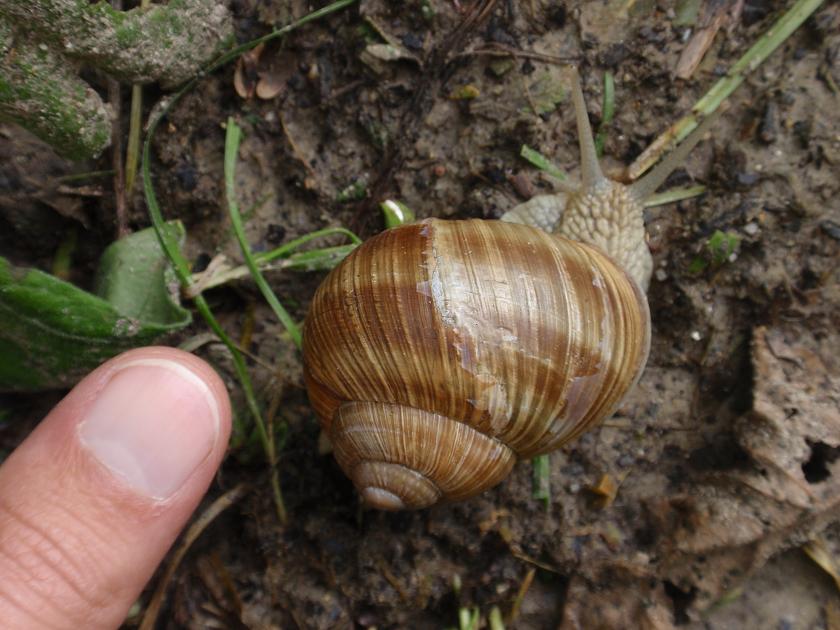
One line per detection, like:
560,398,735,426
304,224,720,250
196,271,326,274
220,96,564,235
569,68,607,192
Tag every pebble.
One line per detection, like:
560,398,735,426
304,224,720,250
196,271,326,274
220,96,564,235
821,220,840,241
744,222,760,236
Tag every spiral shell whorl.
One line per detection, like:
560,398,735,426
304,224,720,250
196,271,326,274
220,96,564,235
303,219,650,508
331,402,516,509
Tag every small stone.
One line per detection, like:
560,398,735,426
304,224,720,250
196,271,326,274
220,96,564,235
690,330,702,341
401,33,424,51
821,220,840,241
655,268,668,282
743,222,760,236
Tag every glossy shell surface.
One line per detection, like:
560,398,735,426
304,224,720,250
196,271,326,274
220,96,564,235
303,218,650,509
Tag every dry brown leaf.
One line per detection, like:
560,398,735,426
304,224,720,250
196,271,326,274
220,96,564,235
560,321,840,624
233,43,265,99
803,537,840,593
588,473,619,507
674,1,729,80
256,71,286,100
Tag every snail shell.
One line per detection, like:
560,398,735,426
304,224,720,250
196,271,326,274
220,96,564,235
303,218,650,510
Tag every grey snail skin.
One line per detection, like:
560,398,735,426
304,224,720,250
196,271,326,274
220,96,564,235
303,69,714,510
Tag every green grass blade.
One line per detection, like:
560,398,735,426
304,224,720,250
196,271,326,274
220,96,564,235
141,0,362,525
224,117,302,349
644,185,706,207
520,145,567,180
254,227,362,265
628,0,825,179
532,453,551,509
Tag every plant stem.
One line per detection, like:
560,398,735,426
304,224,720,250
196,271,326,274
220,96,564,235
644,185,706,207
224,118,302,349
627,0,825,181
143,0,360,525
189,241,358,295
532,453,551,508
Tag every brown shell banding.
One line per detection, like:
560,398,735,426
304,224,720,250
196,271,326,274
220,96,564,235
332,402,515,509
303,219,650,507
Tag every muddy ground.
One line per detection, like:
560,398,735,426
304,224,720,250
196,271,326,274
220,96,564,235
2,0,840,628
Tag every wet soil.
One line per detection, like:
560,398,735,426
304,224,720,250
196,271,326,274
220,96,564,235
2,1,840,628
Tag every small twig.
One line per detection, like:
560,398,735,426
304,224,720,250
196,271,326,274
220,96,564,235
139,484,250,630
674,2,729,80
238,302,256,350
55,184,104,197
124,0,151,195
324,78,369,103
455,43,576,66
107,6,128,238
187,244,357,294
509,567,536,624
125,83,144,195
377,559,411,602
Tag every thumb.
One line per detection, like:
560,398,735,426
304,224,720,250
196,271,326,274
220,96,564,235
0,347,231,629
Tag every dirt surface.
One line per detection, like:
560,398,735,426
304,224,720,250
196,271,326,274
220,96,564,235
2,1,840,628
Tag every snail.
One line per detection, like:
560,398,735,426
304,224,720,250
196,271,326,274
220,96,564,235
303,69,715,510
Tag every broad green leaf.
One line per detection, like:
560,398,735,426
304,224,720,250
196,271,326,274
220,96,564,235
0,223,191,391
94,222,188,324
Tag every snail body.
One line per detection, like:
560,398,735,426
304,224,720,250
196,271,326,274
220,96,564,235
304,69,713,509
502,70,716,291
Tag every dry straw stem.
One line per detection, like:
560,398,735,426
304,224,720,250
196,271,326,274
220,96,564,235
139,484,250,630
627,0,826,181
142,0,360,526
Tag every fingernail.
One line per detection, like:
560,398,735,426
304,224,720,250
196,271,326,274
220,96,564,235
78,358,221,500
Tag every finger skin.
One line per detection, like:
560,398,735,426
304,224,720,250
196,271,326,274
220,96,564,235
0,347,231,629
